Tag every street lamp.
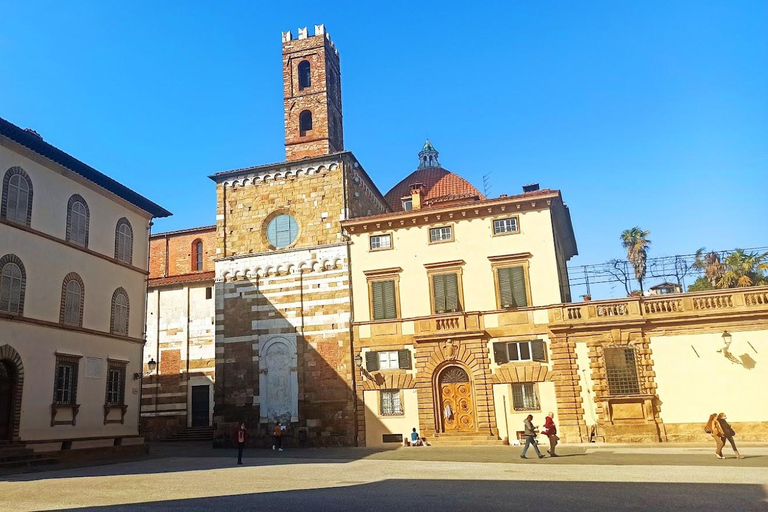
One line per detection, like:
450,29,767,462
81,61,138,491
354,354,363,369
134,357,157,380
722,331,732,347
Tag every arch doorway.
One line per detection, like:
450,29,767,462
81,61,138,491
0,360,16,440
437,366,475,432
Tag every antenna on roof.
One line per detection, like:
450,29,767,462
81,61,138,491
482,172,492,197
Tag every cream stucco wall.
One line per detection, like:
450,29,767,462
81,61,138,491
363,388,419,446
349,208,562,322
0,321,142,440
1,142,151,268
651,330,768,425
575,341,598,427
493,382,557,444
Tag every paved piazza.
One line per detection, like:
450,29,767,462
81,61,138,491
1,444,767,511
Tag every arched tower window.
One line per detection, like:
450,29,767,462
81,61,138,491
114,218,133,264
66,195,90,247
191,239,204,271
298,60,311,90
299,110,313,136
1,167,33,226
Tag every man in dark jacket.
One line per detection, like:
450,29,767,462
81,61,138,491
521,415,545,459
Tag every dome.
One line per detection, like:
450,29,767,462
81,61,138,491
384,141,484,212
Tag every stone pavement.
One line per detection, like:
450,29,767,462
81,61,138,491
0,443,766,511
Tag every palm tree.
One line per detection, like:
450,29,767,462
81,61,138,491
694,249,725,286
620,227,651,293
717,249,768,288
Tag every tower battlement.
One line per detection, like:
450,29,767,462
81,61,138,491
281,25,338,54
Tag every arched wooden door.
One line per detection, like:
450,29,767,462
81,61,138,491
0,361,16,441
438,366,475,432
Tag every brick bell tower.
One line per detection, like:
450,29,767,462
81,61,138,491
282,25,344,161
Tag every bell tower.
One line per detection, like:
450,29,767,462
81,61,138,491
281,25,344,161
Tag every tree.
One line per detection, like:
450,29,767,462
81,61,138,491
688,276,714,292
620,227,651,293
694,249,724,286
717,249,768,288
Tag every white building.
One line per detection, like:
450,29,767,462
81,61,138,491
0,117,170,455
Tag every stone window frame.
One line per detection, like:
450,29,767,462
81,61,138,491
364,267,402,322
191,238,204,272
0,253,27,316
602,345,642,396
51,353,81,426
424,260,466,315
65,194,90,248
110,287,130,336
492,215,521,237
1,166,33,226
369,233,393,252
0,345,25,440
511,382,540,411
263,210,301,250
104,359,129,425
298,59,311,90
428,224,454,245
59,272,85,327
114,218,134,264
489,253,533,310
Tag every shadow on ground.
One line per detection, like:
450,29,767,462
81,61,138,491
50,480,768,512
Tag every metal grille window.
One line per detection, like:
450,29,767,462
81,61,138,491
604,347,641,395
369,234,392,250
429,226,453,243
115,219,134,264
380,389,403,416
511,383,539,411
0,262,23,314
106,364,126,406
54,358,79,405
493,217,519,234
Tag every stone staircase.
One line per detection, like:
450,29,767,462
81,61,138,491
425,433,504,446
162,427,214,442
0,442,59,471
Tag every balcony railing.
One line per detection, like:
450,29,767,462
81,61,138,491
548,286,768,326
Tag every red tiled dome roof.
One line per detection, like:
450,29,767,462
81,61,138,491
384,167,485,212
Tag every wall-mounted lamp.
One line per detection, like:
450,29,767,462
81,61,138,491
134,357,157,380
722,331,732,346
354,354,363,369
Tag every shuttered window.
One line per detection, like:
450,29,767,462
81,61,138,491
432,273,461,313
115,218,134,264
5,173,31,224
497,266,528,308
493,340,546,364
0,262,23,314
63,279,82,326
67,197,89,247
371,279,397,320
267,214,299,248
366,350,412,371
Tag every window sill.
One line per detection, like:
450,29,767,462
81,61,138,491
379,413,406,418
104,404,129,425
492,230,521,237
51,403,81,427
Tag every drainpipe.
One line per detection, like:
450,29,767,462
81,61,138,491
139,219,154,437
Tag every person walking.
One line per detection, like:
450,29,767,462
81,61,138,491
272,422,284,452
234,422,248,465
542,412,559,457
520,414,545,459
706,413,725,459
717,413,744,459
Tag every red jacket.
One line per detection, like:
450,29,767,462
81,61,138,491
543,417,557,436
233,426,248,444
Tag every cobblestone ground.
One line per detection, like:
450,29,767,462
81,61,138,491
1,443,766,511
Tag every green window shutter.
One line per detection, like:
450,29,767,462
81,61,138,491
371,281,385,320
510,266,528,307
365,351,379,371
531,340,546,362
493,342,509,364
382,280,397,319
397,349,411,369
432,274,446,313
498,268,514,308
445,273,460,312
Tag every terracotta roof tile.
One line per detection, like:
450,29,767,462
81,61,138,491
148,271,215,287
383,167,485,211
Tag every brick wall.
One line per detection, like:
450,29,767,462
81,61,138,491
149,228,216,278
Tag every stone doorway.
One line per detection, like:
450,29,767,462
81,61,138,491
437,366,475,432
0,360,16,441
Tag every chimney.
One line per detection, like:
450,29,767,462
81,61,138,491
522,183,540,193
410,183,423,210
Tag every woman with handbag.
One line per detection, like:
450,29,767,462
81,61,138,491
705,413,725,459
717,413,744,459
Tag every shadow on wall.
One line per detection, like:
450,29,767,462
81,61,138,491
214,270,356,448
43,479,768,511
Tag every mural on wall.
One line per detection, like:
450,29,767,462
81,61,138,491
260,336,298,423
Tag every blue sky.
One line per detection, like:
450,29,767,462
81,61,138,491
2,1,766,289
